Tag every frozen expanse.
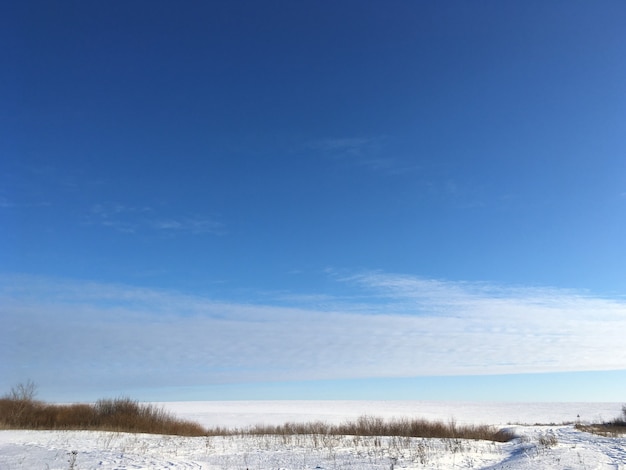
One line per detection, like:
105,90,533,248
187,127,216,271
1,401,624,469
157,400,622,428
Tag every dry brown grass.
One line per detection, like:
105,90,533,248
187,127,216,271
1,383,516,442
576,423,626,437
0,396,207,436
575,404,626,437
238,415,515,442
0,398,514,441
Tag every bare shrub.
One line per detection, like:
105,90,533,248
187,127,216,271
230,415,514,442
335,415,514,442
6,380,37,401
0,386,206,436
1,383,516,442
0,381,40,427
538,432,558,448
575,404,626,436
89,397,207,436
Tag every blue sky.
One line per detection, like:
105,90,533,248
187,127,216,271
2,1,626,402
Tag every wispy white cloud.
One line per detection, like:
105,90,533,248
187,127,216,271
0,197,51,209
89,203,150,233
312,136,419,175
311,138,486,207
88,203,225,235
1,272,625,395
151,217,226,235
315,137,378,155
338,270,626,370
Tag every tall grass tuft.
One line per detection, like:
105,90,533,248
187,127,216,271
0,392,206,436
239,415,515,442
1,383,516,442
575,404,626,437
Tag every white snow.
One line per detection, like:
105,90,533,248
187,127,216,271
156,400,622,428
1,401,624,469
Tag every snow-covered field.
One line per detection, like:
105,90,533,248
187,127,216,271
157,400,622,428
1,401,624,469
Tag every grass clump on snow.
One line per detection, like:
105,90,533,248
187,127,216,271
1,382,515,442
0,382,206,436
576,404,626,437
233,415,515,442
